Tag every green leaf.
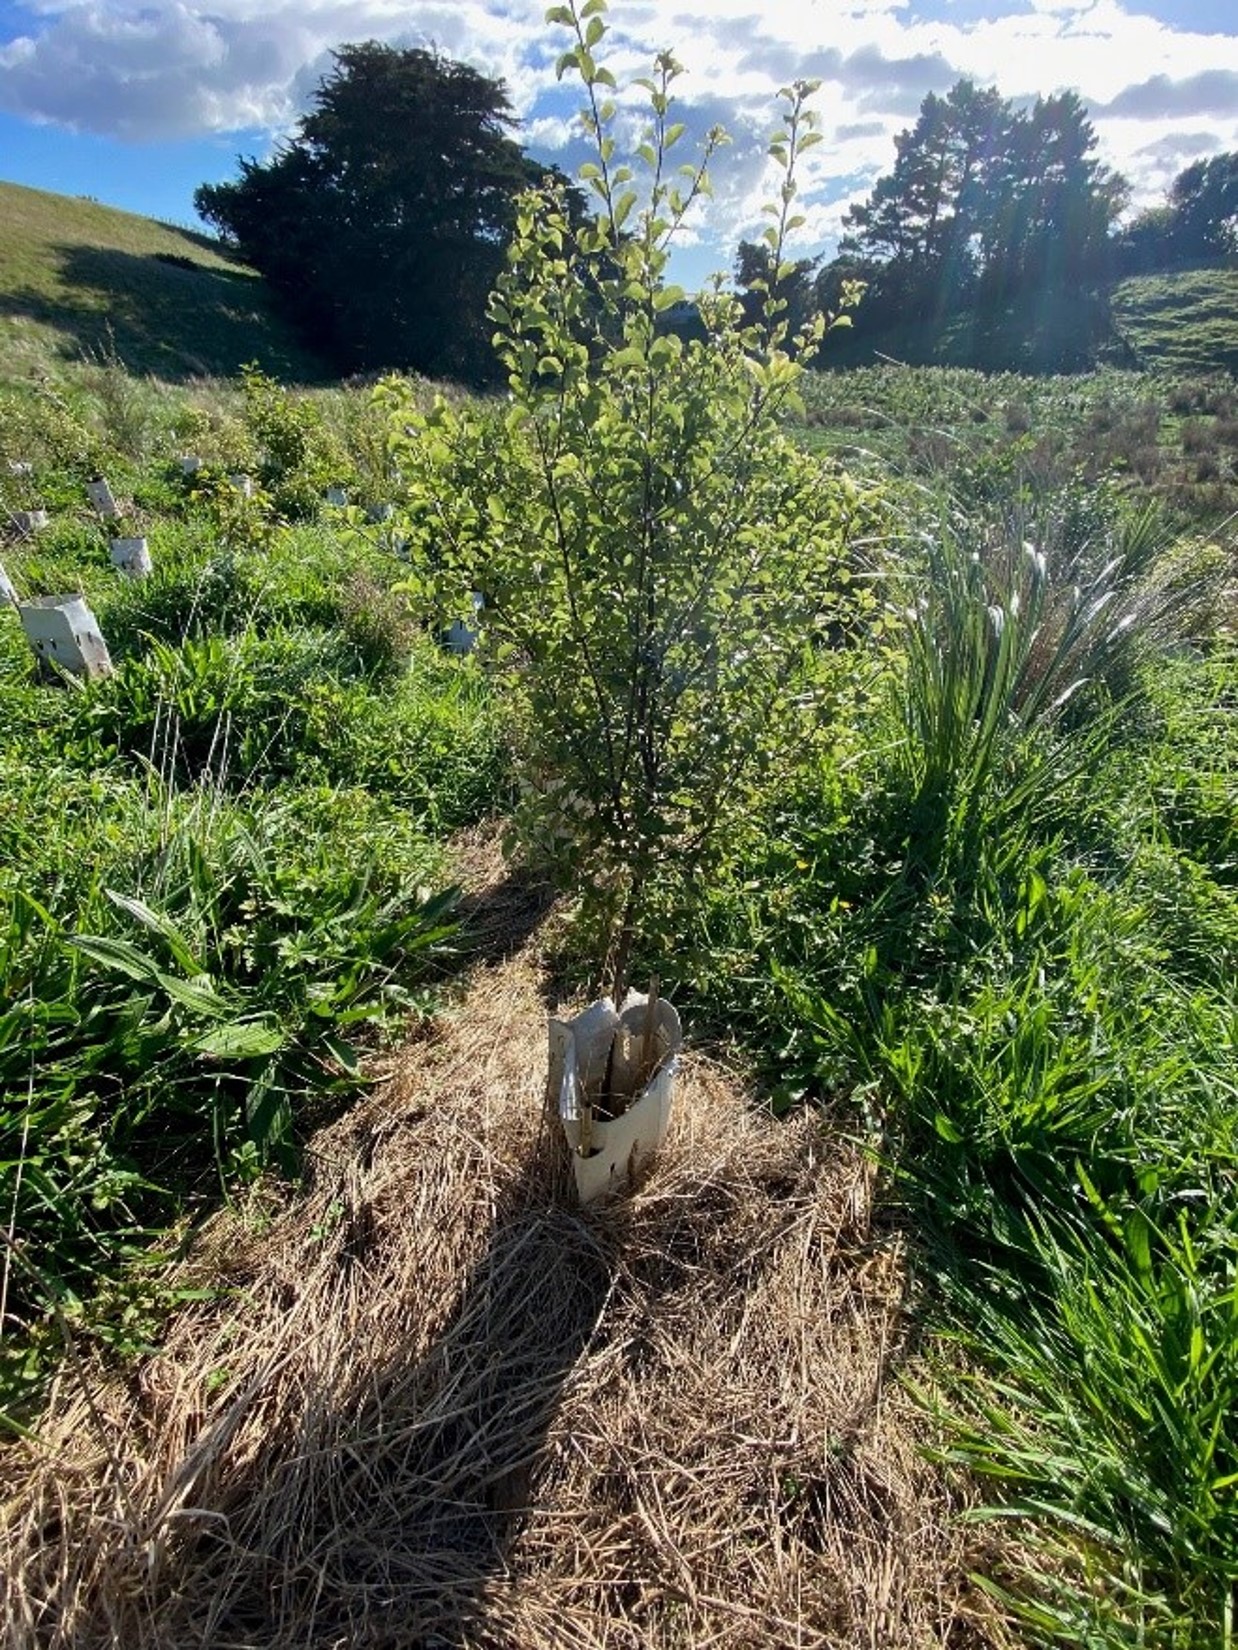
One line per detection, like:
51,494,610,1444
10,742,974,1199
104,889,203,976
653,284,686,311
321,1034,362,1076
194,1018,287,1060
70,934,230,1019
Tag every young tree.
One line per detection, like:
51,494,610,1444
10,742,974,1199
196,44,573,382
385,0,874,997
734,238,820,340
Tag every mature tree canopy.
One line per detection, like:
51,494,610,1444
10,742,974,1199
195,43,567,381
1119,151,1237,273
1169,153,1238,259
821,79,1126,365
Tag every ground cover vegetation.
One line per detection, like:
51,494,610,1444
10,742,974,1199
1,5,1236,1642
1,364,504,1416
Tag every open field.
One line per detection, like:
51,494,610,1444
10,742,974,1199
1112,265,1238,378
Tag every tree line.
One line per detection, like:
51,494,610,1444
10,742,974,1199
740,85,1235,369
197,44,1237,380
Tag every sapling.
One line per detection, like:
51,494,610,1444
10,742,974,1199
386,0,871,997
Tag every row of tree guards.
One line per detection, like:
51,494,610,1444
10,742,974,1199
1,473,162,680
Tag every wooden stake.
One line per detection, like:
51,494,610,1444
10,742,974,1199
642,975,660,1090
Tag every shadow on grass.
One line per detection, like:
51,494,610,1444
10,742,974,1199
176,1141,616,1648
455,863,557,972
0,242,331,383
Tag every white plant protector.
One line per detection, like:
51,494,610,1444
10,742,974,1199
19,595,114,680
0,560,18,607
549,989,683,1204
110,537,153,577
86,479,122,518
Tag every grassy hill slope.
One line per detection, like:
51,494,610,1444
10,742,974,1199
1111,264,1238,377
819,264,1238,378
0,180,328,384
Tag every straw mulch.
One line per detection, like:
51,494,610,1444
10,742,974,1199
2,866,1001,1649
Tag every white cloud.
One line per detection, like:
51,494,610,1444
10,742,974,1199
0,0,1235,261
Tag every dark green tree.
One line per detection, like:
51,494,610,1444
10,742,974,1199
835,81,1122,338
838,81,1010,319
196,43,568,381
1119,151,1236,273
978,91,1125,303
1168,152,1238,259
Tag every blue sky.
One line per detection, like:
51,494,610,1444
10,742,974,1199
1,0,1235,286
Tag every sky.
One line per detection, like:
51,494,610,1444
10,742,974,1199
0,0,1236,289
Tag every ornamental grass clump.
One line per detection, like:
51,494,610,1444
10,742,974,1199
385,0,872,995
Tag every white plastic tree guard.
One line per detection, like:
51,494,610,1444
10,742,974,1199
325,486,348,507
228,474,254,498
446,592,484,655
0,561,17,607
180,455,202,475
549,987,682,1204
7,460,33,477
11,509,49,534
110,536,153,577
86,479,122,519
19,595,113,680
368,502,395,522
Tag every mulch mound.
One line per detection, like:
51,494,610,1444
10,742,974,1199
1,866,1000,1648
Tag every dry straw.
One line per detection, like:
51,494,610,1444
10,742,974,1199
2,851,999,1648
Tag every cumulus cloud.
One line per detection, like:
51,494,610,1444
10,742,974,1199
0,0,1236,263
0,4,317,139
0,1,548,140
1099,69,1238,120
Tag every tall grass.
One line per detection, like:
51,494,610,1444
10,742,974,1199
649,489,1236,1645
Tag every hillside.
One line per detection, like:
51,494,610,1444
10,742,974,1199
0,180,329,383
817,264,1238,378
1111,264,1238,377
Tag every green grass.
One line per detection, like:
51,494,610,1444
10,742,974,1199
0,179,328,383
0,358,511,1424
632,474,1237,1646
1112,266,1238,377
